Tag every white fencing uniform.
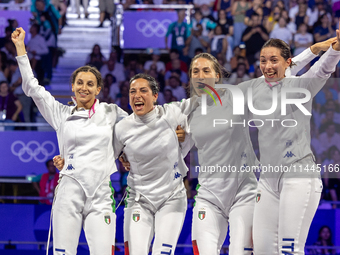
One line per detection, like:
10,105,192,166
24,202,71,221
189,47,318,255
113,102,194,255
17,54,128,255
189,89,258,255
242,45,340,255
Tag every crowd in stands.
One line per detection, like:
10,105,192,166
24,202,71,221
1,0,340,215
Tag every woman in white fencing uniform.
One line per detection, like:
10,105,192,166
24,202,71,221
113,73,195,255
12,27,128,255
247,35,340,255
188,37,336,255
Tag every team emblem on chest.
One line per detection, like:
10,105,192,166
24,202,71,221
256,191,261,203
133,210,140,222
198,208,206,220
104,213,111,225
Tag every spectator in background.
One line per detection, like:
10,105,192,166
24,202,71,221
244,0,263,26
200,4,216,22
310,0,332,30
228,62,250,85
163,89,175,104
231,0,250,46
270,16,292,45
279,10,297,34
117,96,132,115
264,5,281,33
191,10,217,37
230,45,249,71
125,57,143,78
242,13,269,65
0,80,22,131
165,49,188,72
108,50,124,73
294,3,309,30
318,122,340,154
165,58,189,86
262,0,272,17
310,226,336,254
289,0,311,23
319,110,340,133
216,9,234,50
73,0,89,19
319,99,340,125
147,67,165,91
26,24,49,85
293,23,313,56
8,60,33,127
193,0,214,9
100,59,126,86
164,76,186,101
315,84,339,111
0,52,8,82
0,26,13,49
86,44,107,71
33,159,59,205
98,0,114,27
103,73,119,101
99,86,114,104
39,12,57,84
144,48,165,74
215,0,232,16
165,9,191,57
1,41,17,62
34,0,62,39
185,24,210,59
210,25,228,60
314,14,335,43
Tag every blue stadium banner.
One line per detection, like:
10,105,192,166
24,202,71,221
0,131,59,177
123,11,177,49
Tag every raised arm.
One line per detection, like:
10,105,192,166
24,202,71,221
12,28,69,131
289,37,338,76
298,28,340,96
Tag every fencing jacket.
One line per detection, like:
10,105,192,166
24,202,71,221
114,101,196,209
240,45,340,188
17,54,128,197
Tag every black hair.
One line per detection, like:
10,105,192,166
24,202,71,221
261,38,295,67
45,159,53,167
129,73,159,95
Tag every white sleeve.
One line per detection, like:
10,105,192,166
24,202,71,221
113,125,125,159
299,45,340,97
16,54,69,131
112,106,128,159
114,104,129,123
165,100,197,157
290,47,318,76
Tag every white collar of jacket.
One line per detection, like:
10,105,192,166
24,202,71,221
71,97,98,118
134,106,157,123
264,78,285,88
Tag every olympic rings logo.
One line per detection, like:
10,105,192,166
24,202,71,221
136,19,172,37
11,141,56,163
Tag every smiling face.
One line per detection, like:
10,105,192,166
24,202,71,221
72,72,101,109
191,57,220,96
260,47,291,82
129,78,158,116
